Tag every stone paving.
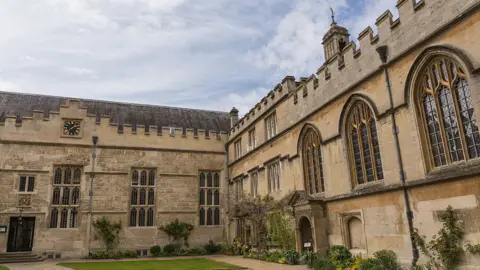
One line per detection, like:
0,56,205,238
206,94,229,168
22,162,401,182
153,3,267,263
2,255,308,270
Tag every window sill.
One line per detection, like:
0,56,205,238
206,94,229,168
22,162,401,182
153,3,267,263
353,180,384,191
47,228,79,230
199,225,223,228
127,226,157,229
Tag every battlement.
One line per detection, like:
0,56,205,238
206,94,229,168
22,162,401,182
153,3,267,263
228,0,478,141
0,99,227,152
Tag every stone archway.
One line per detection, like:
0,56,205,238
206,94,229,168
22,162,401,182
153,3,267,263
299,216,313,251
347,216,365,250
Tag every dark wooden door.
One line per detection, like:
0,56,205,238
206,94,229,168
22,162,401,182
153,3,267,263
7,217,35,252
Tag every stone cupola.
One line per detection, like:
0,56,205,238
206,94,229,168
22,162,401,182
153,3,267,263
322,11,350,62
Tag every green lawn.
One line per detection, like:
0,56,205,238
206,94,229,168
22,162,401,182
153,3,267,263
59,258,244,270
0,266,9,270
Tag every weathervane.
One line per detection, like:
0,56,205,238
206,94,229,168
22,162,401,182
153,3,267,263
330,6,336,25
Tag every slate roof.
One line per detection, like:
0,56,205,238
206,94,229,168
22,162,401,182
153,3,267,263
0,91,231,132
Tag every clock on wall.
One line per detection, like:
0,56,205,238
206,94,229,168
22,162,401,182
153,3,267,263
62,120,81,136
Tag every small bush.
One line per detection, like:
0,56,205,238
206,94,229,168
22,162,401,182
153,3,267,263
312,256,336,270
204,240,222,254
300,251,316,267
358,258,382,270
163,244,179,255
88,250,110,259
283,250,299,265
150,245,162,257
123,250,137,258
372,250,400,270
328,245,353,269
187,247,207,256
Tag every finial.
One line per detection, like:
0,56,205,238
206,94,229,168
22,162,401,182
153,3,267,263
330,7,336,25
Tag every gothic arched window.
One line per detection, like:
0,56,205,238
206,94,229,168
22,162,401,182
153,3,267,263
302,127,325,194
347,101,384,186
418,57,480,168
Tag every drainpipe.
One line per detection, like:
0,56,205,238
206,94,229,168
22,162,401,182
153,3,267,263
87,136,98,257
225,144,231,244
376,45,419,267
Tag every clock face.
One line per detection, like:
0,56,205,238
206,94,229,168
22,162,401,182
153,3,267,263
63,120,81,136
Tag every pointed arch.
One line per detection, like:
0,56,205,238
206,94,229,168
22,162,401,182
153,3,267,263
342,97,384,186
298,123,325,194
406,45,480,171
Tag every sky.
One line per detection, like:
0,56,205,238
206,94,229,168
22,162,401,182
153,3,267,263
0,0,398,115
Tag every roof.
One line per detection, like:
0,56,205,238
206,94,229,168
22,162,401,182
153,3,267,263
322,23,349,42
0,91,231,132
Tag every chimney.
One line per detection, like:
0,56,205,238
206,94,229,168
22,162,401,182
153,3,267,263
230,107,239,128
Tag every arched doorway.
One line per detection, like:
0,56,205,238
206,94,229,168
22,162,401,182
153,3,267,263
348,217,365,249
299,216,313,251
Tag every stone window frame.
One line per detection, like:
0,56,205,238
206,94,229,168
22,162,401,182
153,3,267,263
345,100,384,187
265,112,277,140
248,128,256,150
234,138,242,160
266,160,281,193
301,126,325,194
198,171,221,227
414,56,480,170
340,210,367,252
250,171,258,198
17,174,37,193
49,166,82,229
129,168,156,227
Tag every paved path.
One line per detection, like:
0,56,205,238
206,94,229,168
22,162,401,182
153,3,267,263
2,255,308,270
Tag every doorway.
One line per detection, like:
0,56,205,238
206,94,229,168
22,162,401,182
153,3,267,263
299,216,313,252
7,217,36,252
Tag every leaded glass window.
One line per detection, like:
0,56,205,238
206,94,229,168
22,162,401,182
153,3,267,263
419,58,479,168
130,168,156,227
50,166,82,228
302,128,325,194
347,102,384,186
199,171,220,226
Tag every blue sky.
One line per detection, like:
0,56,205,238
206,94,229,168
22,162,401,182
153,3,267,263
0,0,398,115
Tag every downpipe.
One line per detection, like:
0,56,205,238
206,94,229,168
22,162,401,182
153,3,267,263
376,46,419,267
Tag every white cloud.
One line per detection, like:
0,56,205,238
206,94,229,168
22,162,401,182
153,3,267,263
0,0,399,115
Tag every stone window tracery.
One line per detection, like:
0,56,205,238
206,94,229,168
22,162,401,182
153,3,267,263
347,102,384,186
50,166,82,228
418,57,480,168
130,169,156,227
199,172,220,226
302,128,325,194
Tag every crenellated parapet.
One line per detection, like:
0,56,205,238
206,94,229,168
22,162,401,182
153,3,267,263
0,99,227,153
228,75,297,138
228,0,479,141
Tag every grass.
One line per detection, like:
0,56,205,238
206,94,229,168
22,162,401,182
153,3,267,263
59,258,245,270
0,267,9,270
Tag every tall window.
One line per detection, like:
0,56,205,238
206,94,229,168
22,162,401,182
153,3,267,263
265,112,277,140
234,139,242,160
302,128,325,194
235,179,244,201
418,57,479,168
267,161,280,193
199,172,220,226
248,128,256,149
130,169,156,227
50,166,82,228
347,101,384,186
250,172,258,198
19,176,35,192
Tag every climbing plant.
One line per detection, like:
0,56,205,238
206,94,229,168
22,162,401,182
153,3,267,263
268,211,296,250
159,219,194,247
92,216,122,251
413,205,480,269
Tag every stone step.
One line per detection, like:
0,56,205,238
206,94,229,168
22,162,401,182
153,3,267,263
0,252,38,258
0,253,45,264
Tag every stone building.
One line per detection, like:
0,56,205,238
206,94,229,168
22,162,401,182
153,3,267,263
227,0,480,267
0,93,230,258
1,0,480,267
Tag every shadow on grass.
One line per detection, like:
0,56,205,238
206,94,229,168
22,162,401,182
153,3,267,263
59,258,248,270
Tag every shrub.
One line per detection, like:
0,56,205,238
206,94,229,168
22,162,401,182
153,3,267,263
159,219,194,247
328,245,353,269
300,251,316,267
150,245,162,257
312,256,336,270
187,247,207,256
266,251,282,263
123,250,137,258
88,250,110,259
92,217,122,251
358,258,382,270
283,250,299,265
278,256,287,264
372,250,400,270
163,243,179,255
204,240,222,254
